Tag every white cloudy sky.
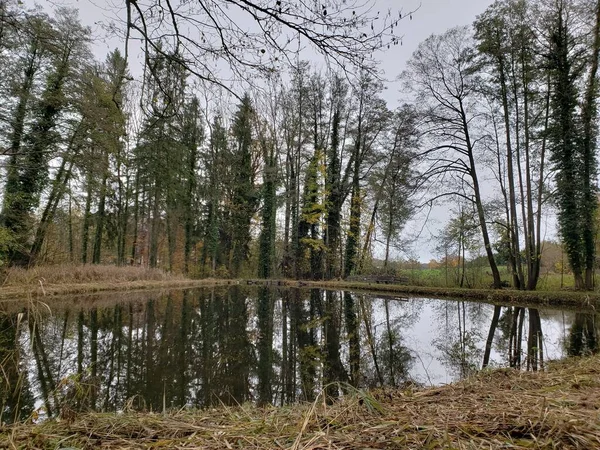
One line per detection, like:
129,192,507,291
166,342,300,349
69,0,498,99
33,0,512,261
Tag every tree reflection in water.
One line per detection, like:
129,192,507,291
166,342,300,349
567,313,598,356
0,288,581,421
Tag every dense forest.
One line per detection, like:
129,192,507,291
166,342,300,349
0,0,599,290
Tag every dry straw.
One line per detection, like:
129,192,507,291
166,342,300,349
2,356,600,449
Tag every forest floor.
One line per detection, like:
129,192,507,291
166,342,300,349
1,265,599,309
2,355,600,449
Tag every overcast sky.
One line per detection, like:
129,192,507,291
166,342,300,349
39,0,497,91
377,0,495,104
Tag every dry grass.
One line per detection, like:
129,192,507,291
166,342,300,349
0,264,238,301
3,356,600,449
2,264,183,286
0,267,598,309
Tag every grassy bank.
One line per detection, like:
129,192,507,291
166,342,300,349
1,265,599,309
0,264,234,301
279,279,600,309
3,356,600,449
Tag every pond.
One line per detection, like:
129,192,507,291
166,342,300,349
0,286,597,423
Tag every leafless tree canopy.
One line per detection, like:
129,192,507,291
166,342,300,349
125,0,411,90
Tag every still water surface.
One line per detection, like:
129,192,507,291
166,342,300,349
0,286,597,423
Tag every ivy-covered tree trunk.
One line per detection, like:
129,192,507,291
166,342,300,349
344,128,362,278
2,36,41,246
4,55,69,263
183,98,202,274
297,150,324,280
324,106,343,279
580,0,600,290
548,4,585,289
258,138,277,279
230,94,257,277
30,119,82,262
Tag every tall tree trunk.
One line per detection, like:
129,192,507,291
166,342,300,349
149,180,161,268
460,101,502,288
531,76,552,290
325,107,342,279
258,140,277,279
81,171,93,264
498,57,524,289
130,169,141,265
2,39,39,236
581,0,600,290
92,169,108,264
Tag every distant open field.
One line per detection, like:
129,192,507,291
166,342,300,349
398,266,575,291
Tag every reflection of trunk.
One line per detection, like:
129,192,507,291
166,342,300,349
509,307,525,368
0,315,32,423
90,308,98,410
114,306,123,409
77,310,84,377
324,291,347,399
126,303,133,399
568,313,598,356
281,292,290,405
144,300,156,407
104,306,121,410
527,309,544,371
287,293,296,403
200,291,215,407
177,292,191,407
457,301,467,377
257,287,274,405
384,299,395,387
359,295,384,385
482,306,502,368
158,297,175,410
223,287,251,405
30,319,57,417
344,292,360,386
57,311,69,377
291,289,316,401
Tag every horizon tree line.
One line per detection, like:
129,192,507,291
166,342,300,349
0,0,599,291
